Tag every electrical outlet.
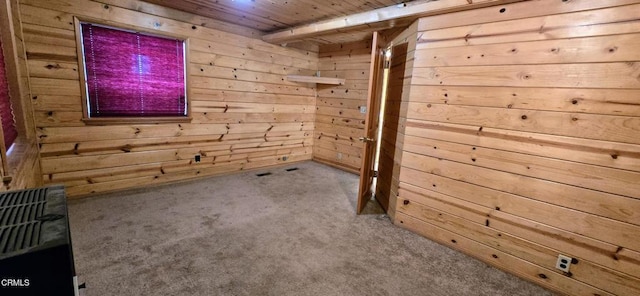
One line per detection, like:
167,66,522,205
337,153,343,160
194,154,201,163
556,254,572,273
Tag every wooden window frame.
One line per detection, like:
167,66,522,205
0,0,33,183
73,17,192,125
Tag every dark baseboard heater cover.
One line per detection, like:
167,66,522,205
0,185,78,296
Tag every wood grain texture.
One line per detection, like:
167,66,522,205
142,0,408,32
0,0,41,192
98,0,264,39
398,173,640,279
20,0,317,197
393,2,640,296
380,22,419,221
407,103,640,145
412,63,640,89
408,86,640,117
261,0,521,44
313,40,372,172
403,135,640,221
395,212,616,296
417,3,640,49
396,191,640,296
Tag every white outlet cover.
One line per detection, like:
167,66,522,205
359,106,367,114
556,254,572,273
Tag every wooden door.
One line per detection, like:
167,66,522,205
356,32,385,214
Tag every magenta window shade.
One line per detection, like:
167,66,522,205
0,38,18,149
81,23,186,117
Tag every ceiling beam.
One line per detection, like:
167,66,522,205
262,0,526,44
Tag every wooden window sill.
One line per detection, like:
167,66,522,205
82,117,192,125
6,137,30,172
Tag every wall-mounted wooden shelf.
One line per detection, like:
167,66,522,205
287,75,345,85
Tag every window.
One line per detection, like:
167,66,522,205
78,22,188,122
0,37,17,149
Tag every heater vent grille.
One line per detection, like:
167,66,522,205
0,222,42,254
0,188,49,254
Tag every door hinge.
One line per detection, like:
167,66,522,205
358,137,375,143
373,170,378,177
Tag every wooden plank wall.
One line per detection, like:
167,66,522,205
2,141,41,191
313,40,371,173
18,0,318,197
0,0,41,192
394,1,640,295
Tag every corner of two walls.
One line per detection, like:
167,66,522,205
313,40,373,174
19,0,318,197
0,0,42,192
393,1,640,295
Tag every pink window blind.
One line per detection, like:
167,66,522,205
81,23,186,117
0,38,18,148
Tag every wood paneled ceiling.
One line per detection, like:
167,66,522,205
139,0,523,45
141,0,413,33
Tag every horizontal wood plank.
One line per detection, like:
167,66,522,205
408,86,640,117
397,190,640,296
417,4,640,49
407,103,640,145
412,63,640,89
415,33,640,67
400,2,640,294
395,213,613,296
403,135,640,222
401,150,640,251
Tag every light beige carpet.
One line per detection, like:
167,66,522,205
68,161,554,296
